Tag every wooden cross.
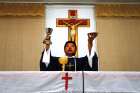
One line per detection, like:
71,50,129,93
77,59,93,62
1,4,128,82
56,10,90,56
62,72,72,92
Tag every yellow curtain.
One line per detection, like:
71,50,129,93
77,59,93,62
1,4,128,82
96,4,140,17
0,3,45,17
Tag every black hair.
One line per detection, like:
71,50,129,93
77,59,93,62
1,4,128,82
64,41,77,49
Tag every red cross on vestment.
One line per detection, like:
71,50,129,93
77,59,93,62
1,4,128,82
62,72,72,92
56,10,90,56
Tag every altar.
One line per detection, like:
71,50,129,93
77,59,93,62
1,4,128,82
0,71,140,93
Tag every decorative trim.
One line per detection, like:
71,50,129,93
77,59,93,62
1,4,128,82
96,4,140,17
0,3,45,17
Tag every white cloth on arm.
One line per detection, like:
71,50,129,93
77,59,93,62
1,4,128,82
42,48,51,67
87,46,95,68
42,47,95,68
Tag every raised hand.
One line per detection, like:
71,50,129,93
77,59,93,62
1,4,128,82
88,32,98,55
43,28,53,50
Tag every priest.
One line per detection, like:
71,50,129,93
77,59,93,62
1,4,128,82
40,28,98,71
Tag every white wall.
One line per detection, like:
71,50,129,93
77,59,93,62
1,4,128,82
45,5,96,57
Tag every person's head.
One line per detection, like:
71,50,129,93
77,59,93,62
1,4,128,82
64,41,77,57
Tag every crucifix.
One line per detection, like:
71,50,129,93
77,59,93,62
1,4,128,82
56,10,90,56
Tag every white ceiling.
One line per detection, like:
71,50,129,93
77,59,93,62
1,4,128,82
0,0,140,4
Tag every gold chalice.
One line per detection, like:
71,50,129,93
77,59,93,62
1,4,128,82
59,56,68,71
88,32,98,40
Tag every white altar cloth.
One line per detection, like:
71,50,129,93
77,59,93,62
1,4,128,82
0,71,140,93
